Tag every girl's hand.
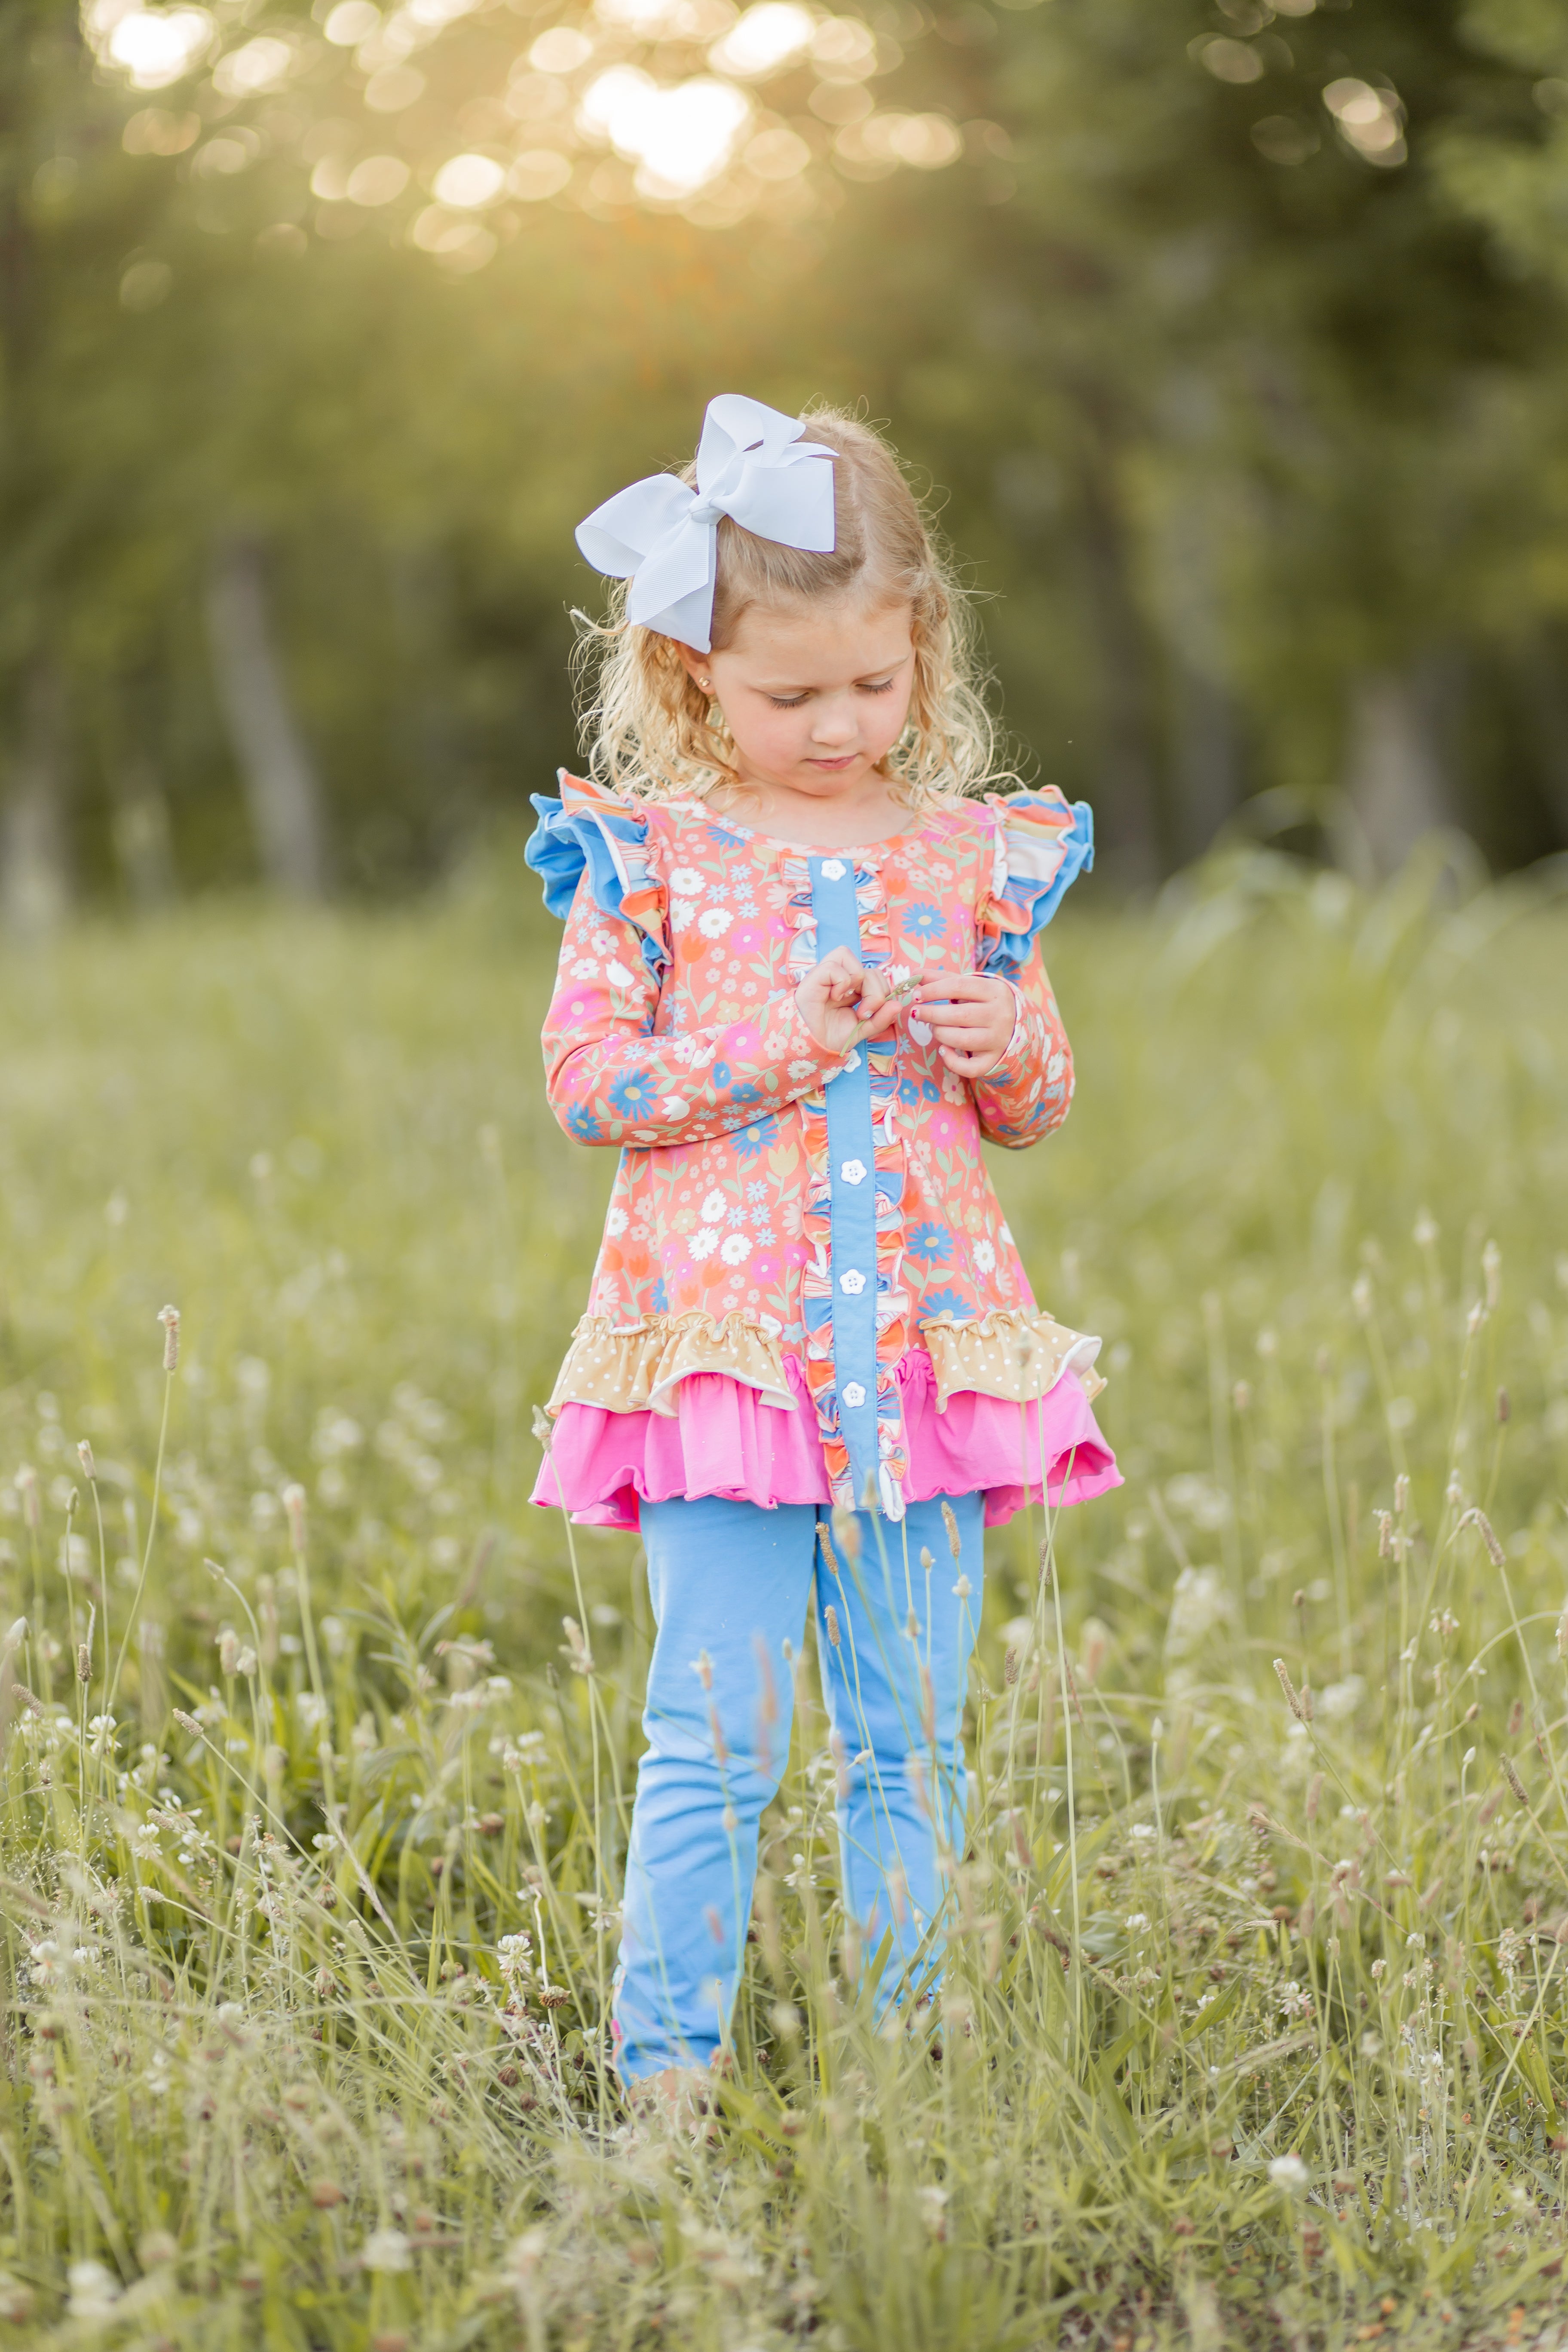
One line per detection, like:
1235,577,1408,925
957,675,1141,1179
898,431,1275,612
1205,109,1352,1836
795,948,903,1057
915,973,1017,1077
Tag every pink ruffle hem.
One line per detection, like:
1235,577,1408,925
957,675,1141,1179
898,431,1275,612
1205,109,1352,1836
531,1348,1120,1531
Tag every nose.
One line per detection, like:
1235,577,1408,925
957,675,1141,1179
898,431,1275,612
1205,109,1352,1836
810,692,857,746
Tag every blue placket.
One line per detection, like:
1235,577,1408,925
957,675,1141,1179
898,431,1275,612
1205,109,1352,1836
810,856,880,1507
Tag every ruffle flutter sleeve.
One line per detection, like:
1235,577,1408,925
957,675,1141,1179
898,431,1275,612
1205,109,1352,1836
525,773,844,1149
969,787,1093,1150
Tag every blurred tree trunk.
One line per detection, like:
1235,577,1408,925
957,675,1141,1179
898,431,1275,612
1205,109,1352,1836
1519,625,1568,846
1341,658,1455,882
205,534,329,897
0,658,71,937
1074,420,1162,888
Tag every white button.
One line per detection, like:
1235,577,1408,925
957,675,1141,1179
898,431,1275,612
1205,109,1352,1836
839,1269,866,1295
821,858,846,880
839,1158,867,1185
842,1381,867,1409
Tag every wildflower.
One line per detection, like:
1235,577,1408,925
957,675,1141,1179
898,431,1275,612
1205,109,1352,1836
1371,1958,1386,1980
67,2262,122,2319
157,1304,181,1371
1268,2154,1309,2193
359,2229,411,2274
952,1574,972,1601
236,1646,257,1677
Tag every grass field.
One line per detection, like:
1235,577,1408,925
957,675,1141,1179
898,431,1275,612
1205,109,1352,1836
0,836,1566,2349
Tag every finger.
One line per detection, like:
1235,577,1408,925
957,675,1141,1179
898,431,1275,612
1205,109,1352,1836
916,972,987,1002
938,1043,998,1076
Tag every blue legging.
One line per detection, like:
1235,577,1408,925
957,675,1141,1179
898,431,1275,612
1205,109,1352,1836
613,1491,985,2080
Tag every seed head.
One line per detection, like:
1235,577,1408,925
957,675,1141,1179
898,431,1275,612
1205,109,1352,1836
919,1547,934,1572
860,1468,879,1513
824,1605,842,1649
76,1439,95,1480
76,1645,90,1686
952,1574,972,1601
1004,1646,1019,1687
1351,1274,1373,1323
14,1467,39,1533
1306,1772,1323,1824
830,1504,861,1563
1394,1473,1410,1517
1462,1508,1507,1571
905,1607,919,1642
157,1305,180,1372
1273,1659,1306,1724
218,1629,239,1678
1496,1386,1510,1426
940,1501,962,1563
691,1649,714,1692
236,1646,257,1677
531,1405,553,1448
172,1708,202,1737
1502,1757,1528,1809
1482,1238,1501,1310
1375,1511,1393,1561
280,1483,307,1551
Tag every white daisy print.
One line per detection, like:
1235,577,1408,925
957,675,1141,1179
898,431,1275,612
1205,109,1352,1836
700,1190,726,1223
974,1238,996,1274
669,867,706,896
605,1206,628,1236
719,1233,751,1266
689,1228,720,1262
1047,1052,1066,1081
697,907,732,939
671,900,698,931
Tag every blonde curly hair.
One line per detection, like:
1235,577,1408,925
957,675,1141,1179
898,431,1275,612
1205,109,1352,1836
574,406,1006,809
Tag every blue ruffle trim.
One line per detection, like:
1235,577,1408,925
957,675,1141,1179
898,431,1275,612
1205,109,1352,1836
977,794,1095,976
525,794,669,979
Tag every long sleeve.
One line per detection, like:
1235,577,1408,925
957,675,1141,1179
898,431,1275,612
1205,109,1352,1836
542,874,844,1148
970,952,1074,1150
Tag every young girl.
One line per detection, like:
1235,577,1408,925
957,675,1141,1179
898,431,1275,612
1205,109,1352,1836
527,394,1119,2104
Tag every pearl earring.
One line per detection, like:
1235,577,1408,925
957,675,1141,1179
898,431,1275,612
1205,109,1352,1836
700,677,713,693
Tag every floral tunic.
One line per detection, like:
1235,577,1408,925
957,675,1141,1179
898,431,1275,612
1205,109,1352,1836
527,773,1111,1522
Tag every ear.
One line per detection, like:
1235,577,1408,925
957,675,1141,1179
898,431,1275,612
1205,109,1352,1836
671,642,713,692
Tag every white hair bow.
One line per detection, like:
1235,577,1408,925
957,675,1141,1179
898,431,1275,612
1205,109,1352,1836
575,393,836,653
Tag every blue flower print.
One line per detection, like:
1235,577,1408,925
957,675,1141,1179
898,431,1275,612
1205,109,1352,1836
898,1076,922,1107
905,904,946,943
906,1222,952,1265
729,1084,763,1109
608,1070,659,1118
650,1274,669,1313
922,1079,942,1104
745,1181,769,1204
711,1062,733,1090
920,1286,974,1321
732,1115,777,1159
565,1103,603,1143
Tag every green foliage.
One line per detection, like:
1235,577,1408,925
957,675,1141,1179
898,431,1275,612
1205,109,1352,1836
4,0,1568,892
0,865,1565,2341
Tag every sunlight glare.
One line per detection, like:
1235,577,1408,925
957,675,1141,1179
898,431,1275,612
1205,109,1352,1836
346,154,412,204
323,2,382,43
87,3,214,89
431,151,508,207
579,66,750,194
211,36,294,95
708,3,814,80
529,26,594,72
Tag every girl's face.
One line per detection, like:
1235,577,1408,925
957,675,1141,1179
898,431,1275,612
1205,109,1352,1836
678,595,916,810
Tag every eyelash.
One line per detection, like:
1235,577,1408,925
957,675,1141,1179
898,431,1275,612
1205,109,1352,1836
767,680,897,709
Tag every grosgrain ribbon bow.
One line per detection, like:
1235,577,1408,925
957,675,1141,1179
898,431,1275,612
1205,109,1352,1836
575,393,836,653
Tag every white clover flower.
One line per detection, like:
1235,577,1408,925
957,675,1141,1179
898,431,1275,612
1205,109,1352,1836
1268,2154,1309,2193
360,2229,411,2273
689,1228,720,1263
720,1234,751,1266
66,2262,121,2319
